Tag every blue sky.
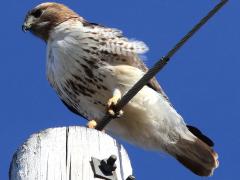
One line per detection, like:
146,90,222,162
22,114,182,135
0,0,239,179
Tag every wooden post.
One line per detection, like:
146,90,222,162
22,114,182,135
9,126,133,180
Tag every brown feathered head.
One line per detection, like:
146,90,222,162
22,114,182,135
22,2,81,41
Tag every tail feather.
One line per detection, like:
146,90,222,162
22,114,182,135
170,138,218,176
187,125,214,147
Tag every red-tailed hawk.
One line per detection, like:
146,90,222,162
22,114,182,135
23,2,218,176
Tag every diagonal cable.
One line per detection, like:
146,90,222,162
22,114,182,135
96,0,229,131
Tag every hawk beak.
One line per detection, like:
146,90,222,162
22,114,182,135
22,15,34,32
22,23,31,32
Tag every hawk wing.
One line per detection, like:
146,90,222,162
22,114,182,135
83,21,169,101
121,54,169,101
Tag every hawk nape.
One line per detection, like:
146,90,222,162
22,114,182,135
23,2,218,176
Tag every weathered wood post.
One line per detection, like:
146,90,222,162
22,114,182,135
9,126,133,180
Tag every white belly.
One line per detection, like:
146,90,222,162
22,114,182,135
106,85,188,150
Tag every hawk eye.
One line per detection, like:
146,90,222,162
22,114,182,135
32,9,42,18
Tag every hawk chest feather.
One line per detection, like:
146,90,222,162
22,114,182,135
47,37,113,120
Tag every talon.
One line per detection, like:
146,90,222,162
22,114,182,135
106,89,123,118
117,110,123,117
107,105,124,118
107,96,120,108
87,120,97,129
108,109,116,116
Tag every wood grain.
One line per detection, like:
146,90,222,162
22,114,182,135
9,126,132,180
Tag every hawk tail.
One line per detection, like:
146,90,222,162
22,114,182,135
169,138,219,176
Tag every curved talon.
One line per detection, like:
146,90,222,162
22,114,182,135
87,120,97,129
108,109,115,116
108,109,123,118
107,93,123,118
106,89,123,118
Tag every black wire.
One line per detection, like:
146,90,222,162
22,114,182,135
96,0,228,131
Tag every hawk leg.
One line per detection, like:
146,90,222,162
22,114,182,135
107,88,123,118
87,88,123,129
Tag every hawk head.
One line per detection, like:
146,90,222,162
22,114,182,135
22,2,80,41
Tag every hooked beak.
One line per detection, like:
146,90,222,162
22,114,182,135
22,15,34,32
22,23,31,32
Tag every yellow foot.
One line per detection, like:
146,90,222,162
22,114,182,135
107,95,120,109
87,120,105,132
107,95,123,118
87,120,97,129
